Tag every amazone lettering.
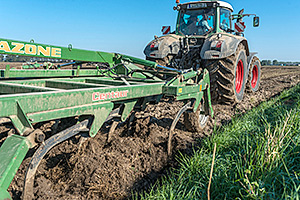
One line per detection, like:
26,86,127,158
0,40,62,58
0,41,11,52
37,46,50,56
51,47,61,58
25,44,36,55
11,42,24,54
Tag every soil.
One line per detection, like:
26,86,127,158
1,65,300,199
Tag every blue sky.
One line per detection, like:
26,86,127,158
0,0,299,61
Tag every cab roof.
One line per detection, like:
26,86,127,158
179,1,234,12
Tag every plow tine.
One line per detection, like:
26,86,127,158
107,120,119,143
22,119,90,200
167,101,192,155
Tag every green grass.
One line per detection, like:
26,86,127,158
136,84,300,200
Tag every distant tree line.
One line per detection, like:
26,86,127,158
261,60,300,66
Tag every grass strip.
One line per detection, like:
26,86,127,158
136,83,300,200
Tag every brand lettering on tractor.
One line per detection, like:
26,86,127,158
92,90,129,101
0,41,62,58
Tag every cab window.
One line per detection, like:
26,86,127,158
178,8,215,36
220,8,231,32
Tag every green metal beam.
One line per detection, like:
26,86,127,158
85,77,137,86
28,101,114,137
45,80,108,89
0,38,115,63
0,83,164,134
27,102,113,124
121,77,163,83
3,79,46,87
0,68,102,79
0,187,11,200
119,54,157,69
0,37,214,200
0,38,167,82
0,135,31,191
0,82,62,94
10,101,34,134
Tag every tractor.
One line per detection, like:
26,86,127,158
144,0,261,104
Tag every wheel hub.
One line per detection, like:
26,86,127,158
235,59,244,94
251,65,258,89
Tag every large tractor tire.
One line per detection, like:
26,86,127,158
247,56,261,92
204,44,248,104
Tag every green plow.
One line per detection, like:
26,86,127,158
0,38,213,199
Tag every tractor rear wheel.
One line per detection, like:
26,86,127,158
247,56,261,92
205,44,248,104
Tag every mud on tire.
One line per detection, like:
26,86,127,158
204,44,248,104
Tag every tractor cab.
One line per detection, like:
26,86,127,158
144,0,261,105
175,1,234,36
144,0,260,72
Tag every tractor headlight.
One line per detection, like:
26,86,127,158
211,40,223,51
150,42,159,50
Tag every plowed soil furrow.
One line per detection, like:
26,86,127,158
0,65,299,199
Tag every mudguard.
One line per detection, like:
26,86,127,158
144,34,181,59
200,33,250,60
247,52,258,71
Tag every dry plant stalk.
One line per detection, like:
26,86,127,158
245,173,255,195
265,111,291,163
208,143,217,200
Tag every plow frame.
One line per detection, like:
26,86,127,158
0,38,213,199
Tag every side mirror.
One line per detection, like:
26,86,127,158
253,16,259,27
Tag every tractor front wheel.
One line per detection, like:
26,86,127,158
247,57,261,92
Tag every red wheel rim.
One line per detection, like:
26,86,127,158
235,59,244,94
251,65,258,89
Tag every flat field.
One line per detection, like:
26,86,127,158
0,64,300,199
138,69,300,199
